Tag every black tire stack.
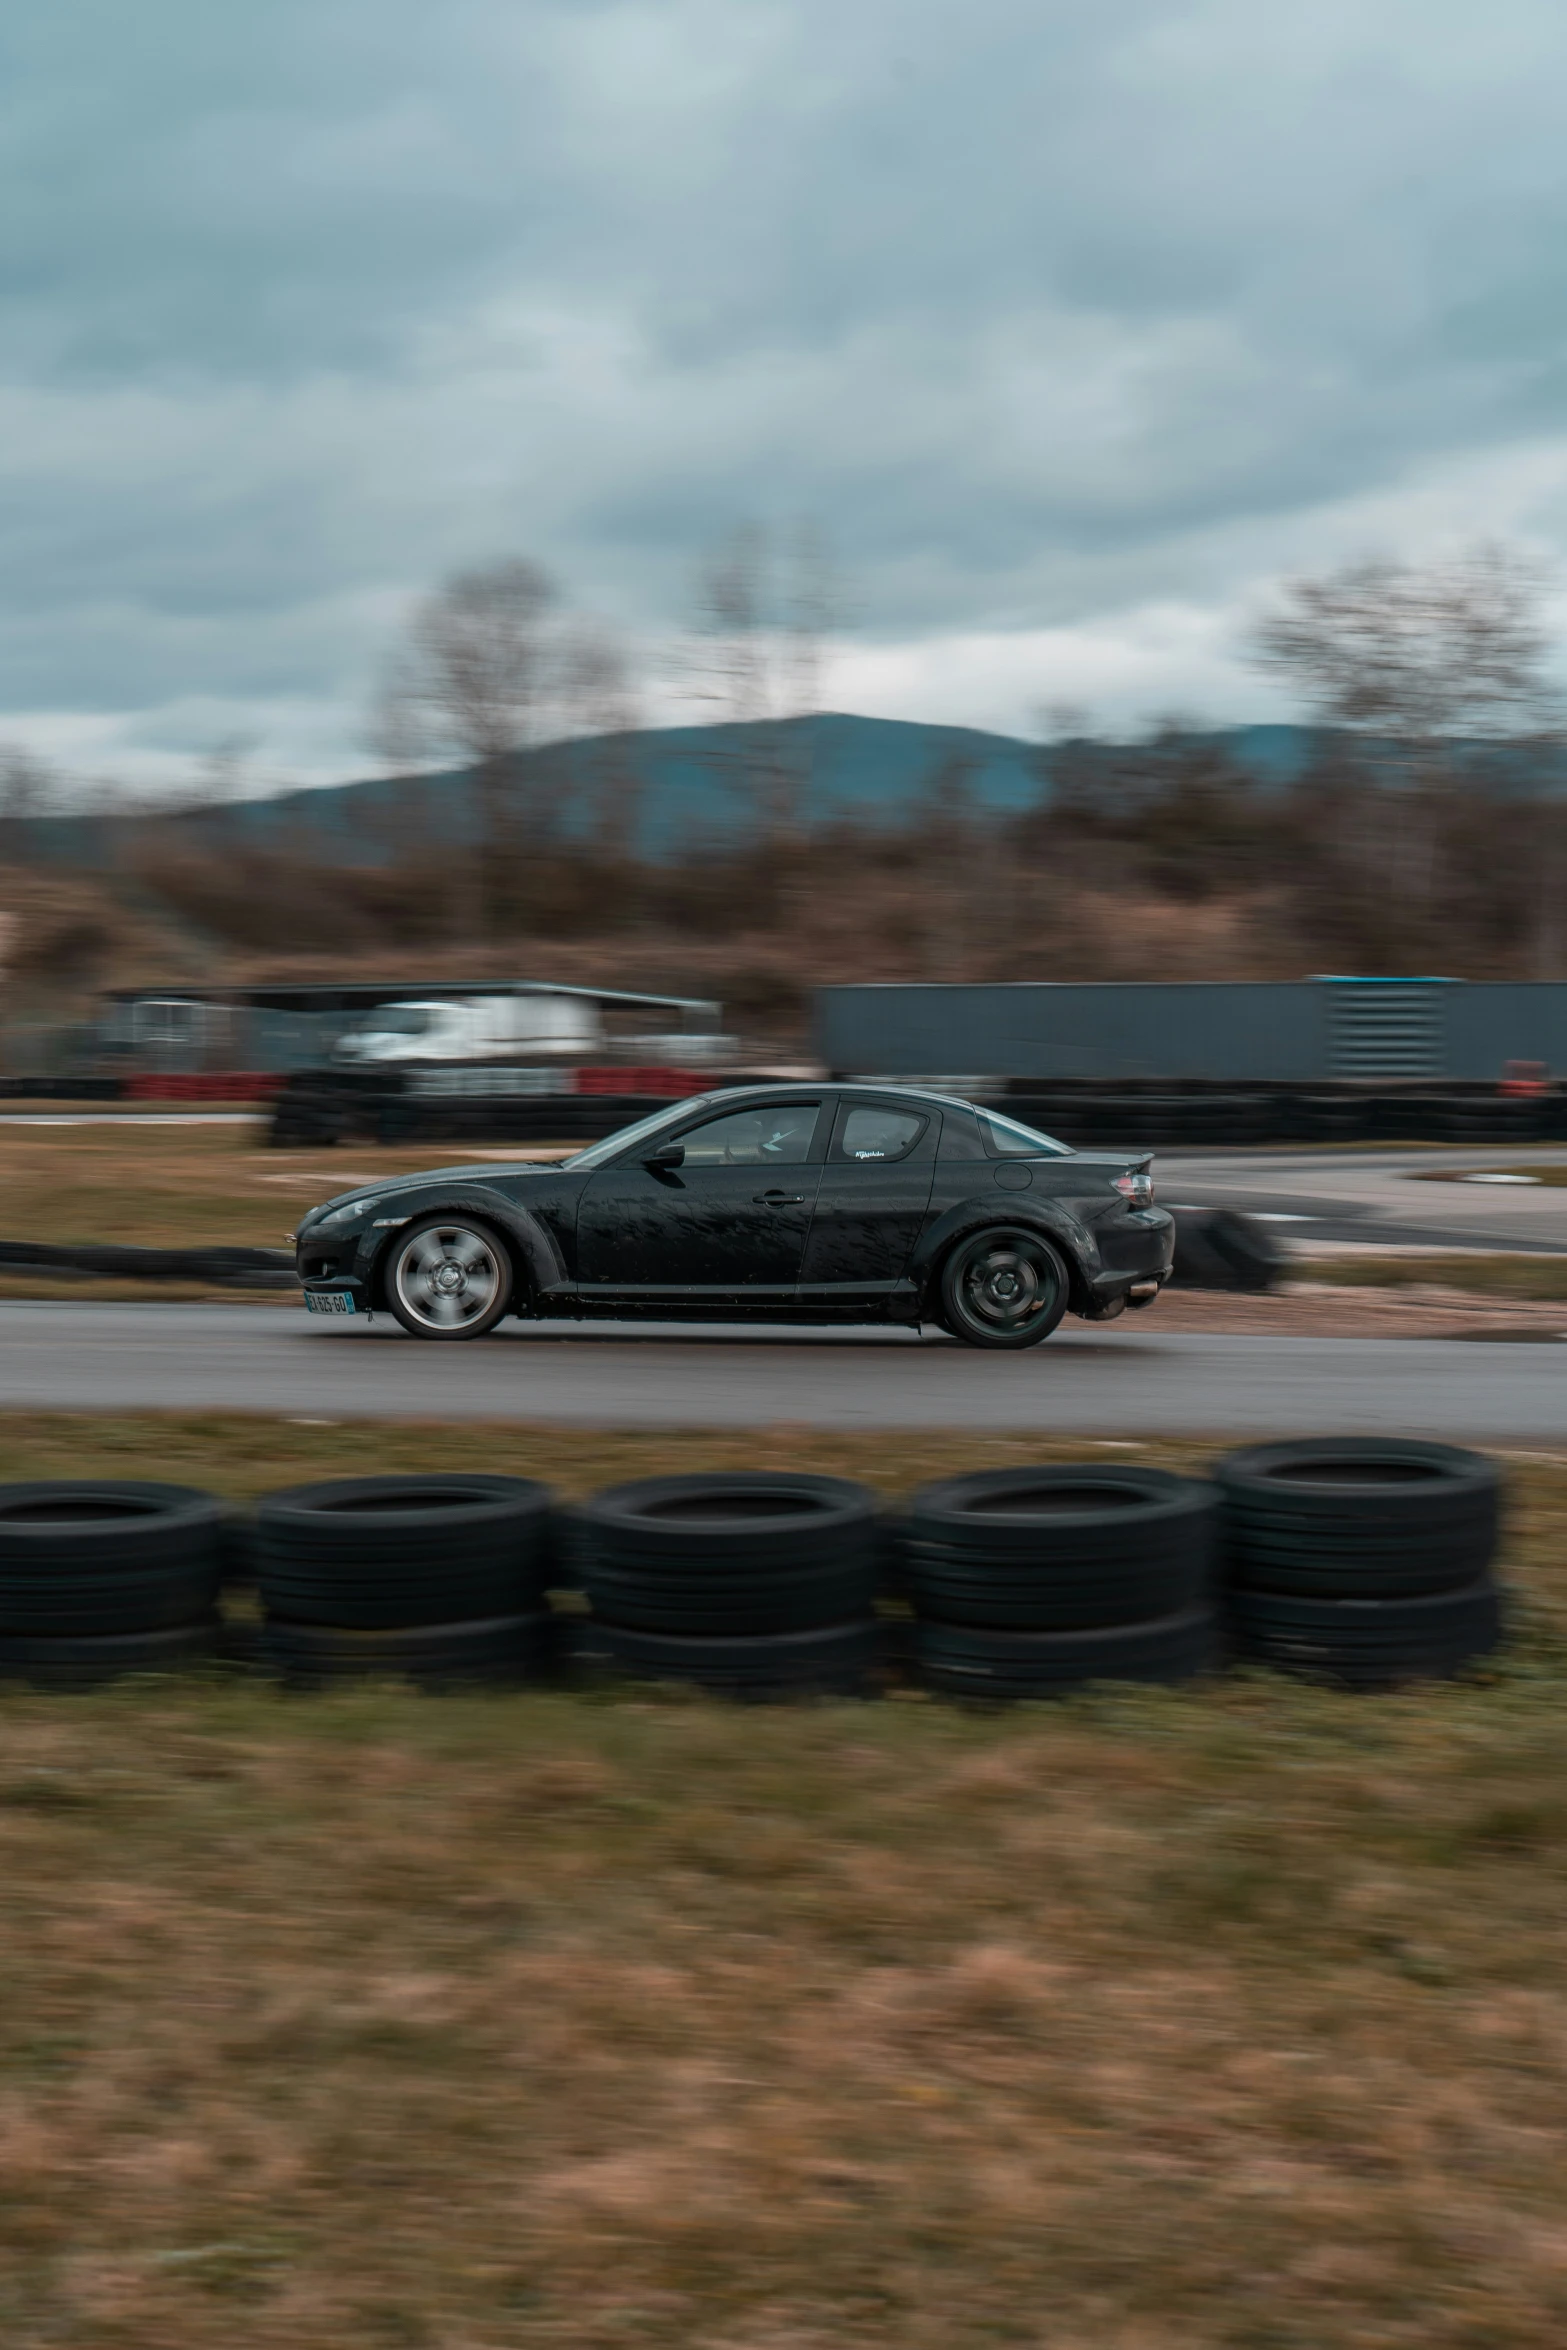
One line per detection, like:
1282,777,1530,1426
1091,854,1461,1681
1168,1208,1283,1293
897,1467,1221,1698
568,1474,882,1698
1219,1440,1505,1686
256,1475,555,1686
0,1482,225,1685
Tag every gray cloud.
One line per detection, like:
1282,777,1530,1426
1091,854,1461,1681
3,0,1567,777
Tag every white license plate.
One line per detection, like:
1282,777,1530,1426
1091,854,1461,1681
304,1291,356,1316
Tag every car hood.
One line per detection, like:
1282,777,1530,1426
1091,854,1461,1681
302,1161,556,1222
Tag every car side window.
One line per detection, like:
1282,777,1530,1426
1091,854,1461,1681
677,1102,821,1166
834,1107,927,1164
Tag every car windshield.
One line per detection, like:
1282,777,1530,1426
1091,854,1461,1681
975,1108,1070,1157
561,1098,712,1171
360,1007,435,1036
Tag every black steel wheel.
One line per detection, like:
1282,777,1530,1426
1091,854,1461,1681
386,1217,513,1340
938,1227,1070,1350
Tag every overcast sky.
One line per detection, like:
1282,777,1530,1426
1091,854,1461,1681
5,0,1567,790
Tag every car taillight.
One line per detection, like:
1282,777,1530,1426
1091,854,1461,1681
1114,1171,1154,1207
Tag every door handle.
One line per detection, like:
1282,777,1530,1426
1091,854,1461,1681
753,1189,805,1205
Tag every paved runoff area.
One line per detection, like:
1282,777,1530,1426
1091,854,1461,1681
1156,1143,1567,1253
0,1144,1563,1437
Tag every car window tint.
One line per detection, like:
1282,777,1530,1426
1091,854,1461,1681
678,1103,821,1166
564,1099,711,1170
837,1107,925,1163
976,1109,1070,1157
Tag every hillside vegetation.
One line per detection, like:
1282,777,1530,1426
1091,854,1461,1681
5,721,1566,1055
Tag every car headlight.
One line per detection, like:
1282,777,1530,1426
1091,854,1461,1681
317,1197,379,1229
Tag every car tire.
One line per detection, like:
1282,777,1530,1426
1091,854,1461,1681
385,1216,514,1340
1217,1440,1501,1599
898,1466,1218,1629
914,1605,1219,1699
257,1474,552,1627
0,1617,221,1687
937,1227,1071,1350
1230,1576,1503,1686
263,1610,556,1687
0,1481,226,1636
569,1473,879,1636
572,1615,880,1699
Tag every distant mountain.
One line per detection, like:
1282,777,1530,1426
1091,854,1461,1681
18,713,1564,870
214,712,1049,857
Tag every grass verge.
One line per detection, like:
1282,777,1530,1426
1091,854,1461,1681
1,1419,1567,2345
1309,1253,1567,1301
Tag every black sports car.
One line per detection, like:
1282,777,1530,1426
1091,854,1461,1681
291,1084,1173,1349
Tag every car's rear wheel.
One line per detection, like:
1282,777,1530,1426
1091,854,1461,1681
938,1227,1070,1350
387,1217,513,1340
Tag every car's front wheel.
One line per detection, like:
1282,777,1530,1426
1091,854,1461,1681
386,1218,514,1340
937,1227,1070,1351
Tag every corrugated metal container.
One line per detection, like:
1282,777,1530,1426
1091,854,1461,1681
816,979,1567,1083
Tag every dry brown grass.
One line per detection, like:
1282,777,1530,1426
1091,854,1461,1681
0,1122,493,1255
1310,1255,1567,1302
1,1420,1567,2346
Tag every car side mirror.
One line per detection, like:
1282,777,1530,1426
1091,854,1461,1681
643,1141,685,1169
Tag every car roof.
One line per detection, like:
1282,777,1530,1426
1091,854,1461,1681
698,1081,975,1113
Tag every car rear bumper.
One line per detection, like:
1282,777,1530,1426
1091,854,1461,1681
1079,1208,1174,1318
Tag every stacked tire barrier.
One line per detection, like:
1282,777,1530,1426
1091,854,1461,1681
567,1474,882,1697
1167,1208,1284,1294
256,1475,557,1687
0,1450,1512,1698
1219,1439,1505,1687
896,1467,1222,1697
0,1237,296,1289
999,1087,1567,1148
0,1482,225,1685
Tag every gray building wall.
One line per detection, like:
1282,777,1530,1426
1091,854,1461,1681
816,981,1567,1082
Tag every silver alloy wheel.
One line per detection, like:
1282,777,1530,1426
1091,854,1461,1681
393,1223,505,1333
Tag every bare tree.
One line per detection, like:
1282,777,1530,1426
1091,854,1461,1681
686,521,838,848
0,745,58,865
1250,542,1563,933
1250,543,1559,747
557,622,643,859
377,557,559,936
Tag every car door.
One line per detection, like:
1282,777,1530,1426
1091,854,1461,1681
798,1099,939,1308
576,1097,826,1299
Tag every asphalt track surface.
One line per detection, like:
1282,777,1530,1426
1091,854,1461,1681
2,1302,1564,1439
3,1145,1565,1436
